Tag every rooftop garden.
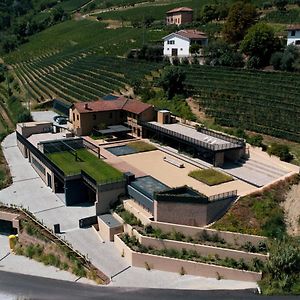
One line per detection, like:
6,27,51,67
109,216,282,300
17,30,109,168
47,148,123,183
188,168,233,186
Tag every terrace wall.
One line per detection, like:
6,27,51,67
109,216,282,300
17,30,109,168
138,236,268,263
120,222,268,264
151,221,267,247
114,235,262,282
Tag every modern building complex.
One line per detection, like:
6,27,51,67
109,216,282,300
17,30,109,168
287,24,300,46
166,7,193,25
15,96,250,228
163,30,208,57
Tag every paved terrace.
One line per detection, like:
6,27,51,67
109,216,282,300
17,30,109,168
147,122,241,151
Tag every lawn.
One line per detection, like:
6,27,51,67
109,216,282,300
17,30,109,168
127,141,156,153
188,168,233,186
47,148,123,183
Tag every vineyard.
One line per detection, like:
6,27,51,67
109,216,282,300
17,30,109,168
12,54,163,104
183,65,300,142
4,20,166,64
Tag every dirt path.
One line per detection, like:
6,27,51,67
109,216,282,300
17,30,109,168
282,183,300,236
186,98,210,122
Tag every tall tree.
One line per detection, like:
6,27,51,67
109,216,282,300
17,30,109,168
240,23,280,68
223,1,257,44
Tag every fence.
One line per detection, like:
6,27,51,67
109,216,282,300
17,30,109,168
208,190,238,202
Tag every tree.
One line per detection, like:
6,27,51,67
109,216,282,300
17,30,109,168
205,40,244,67
240,23,280,68
157,67,186,99
223,1,257,44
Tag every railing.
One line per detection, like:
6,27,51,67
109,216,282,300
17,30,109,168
142,122,241,151
208,190,238,202
198,128,245,147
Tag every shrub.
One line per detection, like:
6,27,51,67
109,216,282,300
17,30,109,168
267,143,293,162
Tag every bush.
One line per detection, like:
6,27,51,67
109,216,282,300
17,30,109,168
267,143,293,161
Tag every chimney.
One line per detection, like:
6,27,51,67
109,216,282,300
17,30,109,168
84,103,88,110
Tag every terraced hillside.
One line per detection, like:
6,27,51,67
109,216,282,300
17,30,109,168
183,65,300,142
12,54,163,103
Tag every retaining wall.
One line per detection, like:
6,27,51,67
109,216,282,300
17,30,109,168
151,221,267,247
114,235,262,282
139,235,268,263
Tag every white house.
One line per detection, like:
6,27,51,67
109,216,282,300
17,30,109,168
287,24,300,46
163,29,208,57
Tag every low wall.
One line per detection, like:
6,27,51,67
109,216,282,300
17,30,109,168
114,235,262,282
117,215,267,265
0,211,20,232
123,200,151,226
151,221,267,247
139,236,268,263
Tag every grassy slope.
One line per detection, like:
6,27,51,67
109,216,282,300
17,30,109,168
5,20,166,63
211,175,300,237
47,149,122,182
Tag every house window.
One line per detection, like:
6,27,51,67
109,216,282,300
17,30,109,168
167,48,169,50
77,115,79,121
180,48,183,51
73,113,75,121
291,30,296,36
296,40,300,45
92,114,96,120
168,40,175,45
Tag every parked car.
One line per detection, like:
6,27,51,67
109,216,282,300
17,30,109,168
53,115,68,125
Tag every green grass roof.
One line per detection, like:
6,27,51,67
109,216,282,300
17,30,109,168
47,149,122,183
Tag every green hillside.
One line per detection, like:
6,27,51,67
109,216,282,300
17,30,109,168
5,20,165,64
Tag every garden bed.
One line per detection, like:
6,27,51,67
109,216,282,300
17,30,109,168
188,168,233,186
119,234,263,275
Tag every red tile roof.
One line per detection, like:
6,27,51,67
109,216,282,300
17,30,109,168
287,24,300,30
176,29,207,40
73,96,153,115
167,7,193,14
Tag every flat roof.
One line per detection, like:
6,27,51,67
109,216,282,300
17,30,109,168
97,125,131,135
98,214,122,228
28,132,68,148
147,122,240,151
131,175,170,200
